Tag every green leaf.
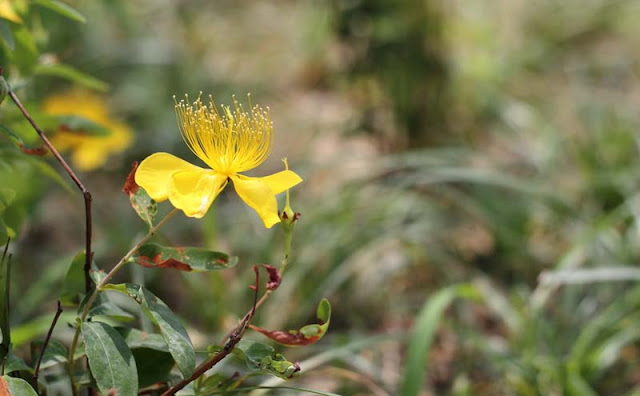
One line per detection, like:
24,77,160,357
82,321,138,396
0,189,16,241
0,376,38,395
0,20,14,51
59,252,96,306
121,328,168,352
131,243,238,272
0,242,10,361
4,350,32,373
34,64,107,91
232,340,300,380
11,26,38,74
122,169,157,228
250,299,331,346
400,284,477,396
132,348,175,388
33,0,86,23
102,283,195,378
84,293,136,323
31,339,67,369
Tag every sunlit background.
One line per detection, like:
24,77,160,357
2,0,640,394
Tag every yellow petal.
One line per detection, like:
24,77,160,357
260,170,303,194
135,152,205,201
231,175,281,228
169,170,228,218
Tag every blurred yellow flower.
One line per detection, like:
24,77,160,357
43,90,133,171
0,0,22,24
135,95,302,228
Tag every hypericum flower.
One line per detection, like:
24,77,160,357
135,95,302,228
43,90,133,171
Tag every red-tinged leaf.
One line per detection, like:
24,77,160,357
0,376,38,395
249,299,331,346
132,243,237,272
262,264,281,291
122,163,157,228
122,162,139,195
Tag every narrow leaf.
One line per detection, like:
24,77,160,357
82,321,138,396
33,0,86,23
34,64,107,91
59,252,96,306
0,376,38,395
232,340,301,379
0,242,10,361
4,350,32,373
400,284,477,396
249,299,331,346
102,283,195,378
132,243,237,272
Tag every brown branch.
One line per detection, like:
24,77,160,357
6,89,93,293
33,300,63,390
161,266,262,396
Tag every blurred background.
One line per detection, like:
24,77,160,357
1,0,640,394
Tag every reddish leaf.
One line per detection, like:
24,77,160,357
132,243,237,272
249,299,331,346
122,162,139,195
122,162,157,228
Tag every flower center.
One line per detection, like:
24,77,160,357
175,94,273,174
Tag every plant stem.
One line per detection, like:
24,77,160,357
162,222,296,396
67,208,178,395
34,300,63,391
7,89,94,293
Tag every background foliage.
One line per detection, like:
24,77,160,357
1,0,640,395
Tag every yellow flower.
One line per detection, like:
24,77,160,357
135,95,302,228
0,0,22,24
43,90,133,171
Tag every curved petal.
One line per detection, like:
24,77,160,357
260,170,303,194
135,152,205,201
169,170,228,218
231,175,281,228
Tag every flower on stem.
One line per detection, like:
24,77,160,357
42,90,133,171
135,94,302,228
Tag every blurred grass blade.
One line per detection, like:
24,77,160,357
539,267,640,286
33,0,86,23
34,64,107,91
0,241,10,362
0,20,14,50
400,284,477,396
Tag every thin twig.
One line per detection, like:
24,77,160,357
33,300,63,390
6,89,93,293
161,266,262,396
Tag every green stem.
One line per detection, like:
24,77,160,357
67,208,178,395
